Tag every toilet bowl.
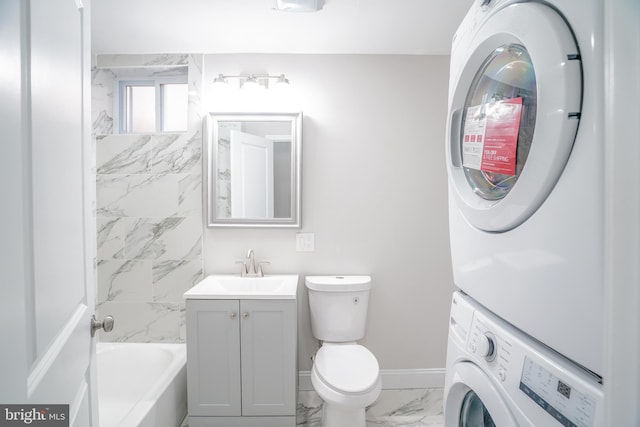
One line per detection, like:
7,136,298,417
305,276,381,427
311,343,382,426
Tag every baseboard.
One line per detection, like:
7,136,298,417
298,368,446,391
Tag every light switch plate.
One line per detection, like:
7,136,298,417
296,232,315,252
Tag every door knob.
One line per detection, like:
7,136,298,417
91,315,114,337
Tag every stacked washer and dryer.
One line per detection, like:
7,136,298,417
444,0,605,425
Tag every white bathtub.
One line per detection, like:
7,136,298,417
97,343,187,427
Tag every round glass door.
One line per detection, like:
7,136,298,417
461,44,537,201
444,362,516,426
446,2,582,231
460,390,497,427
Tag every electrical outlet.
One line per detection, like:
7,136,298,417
296,232,315,252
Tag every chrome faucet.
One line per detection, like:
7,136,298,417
239,249,269,277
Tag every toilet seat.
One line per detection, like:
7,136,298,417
314,344,379,394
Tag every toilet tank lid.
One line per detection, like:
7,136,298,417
305,275,371,291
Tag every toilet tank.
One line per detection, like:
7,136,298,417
305,276,371,342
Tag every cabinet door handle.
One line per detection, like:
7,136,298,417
242,312,249,319
230,312,237,319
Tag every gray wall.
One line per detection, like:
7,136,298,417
202,54,455,370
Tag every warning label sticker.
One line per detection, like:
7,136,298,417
462,97,523,176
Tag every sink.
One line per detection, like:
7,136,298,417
183,274,298,300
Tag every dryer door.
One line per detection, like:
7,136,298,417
446,2,582,232
445,362,516,426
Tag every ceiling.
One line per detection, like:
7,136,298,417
91,0,474,55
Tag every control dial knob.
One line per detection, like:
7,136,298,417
476,332,497,362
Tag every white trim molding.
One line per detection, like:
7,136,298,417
298,368,446,391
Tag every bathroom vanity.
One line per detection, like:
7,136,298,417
184,275,298,427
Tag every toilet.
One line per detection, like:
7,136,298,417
305,275,382,427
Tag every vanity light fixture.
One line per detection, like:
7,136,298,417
212,74,290,90
212,74,229,86
275,74,290,85
272,0,324,12
241,75,264,91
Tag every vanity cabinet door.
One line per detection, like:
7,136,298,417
240,299,297,416
186,299,241,416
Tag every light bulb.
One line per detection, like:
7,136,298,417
212,74,229,87
241,76,266,92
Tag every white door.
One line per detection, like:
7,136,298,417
230,130,275,219
447,3,582,231
0,0,97,425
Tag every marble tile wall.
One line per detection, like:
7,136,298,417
93,54,204,342
214,121,240,218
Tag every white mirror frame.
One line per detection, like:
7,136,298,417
205,112,302,227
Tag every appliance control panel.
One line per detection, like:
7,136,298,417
466,295,601,427
452,292,604,426
520,357,597,427
468,315,514,383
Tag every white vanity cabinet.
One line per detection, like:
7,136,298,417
185,298,297,427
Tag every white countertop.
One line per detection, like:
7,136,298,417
184,274,299,300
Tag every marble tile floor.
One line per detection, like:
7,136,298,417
181,388,444,426
298,388,444,427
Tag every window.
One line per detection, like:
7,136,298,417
117,77,188,133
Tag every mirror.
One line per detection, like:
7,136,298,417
205,112,302,227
